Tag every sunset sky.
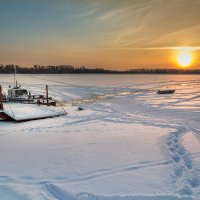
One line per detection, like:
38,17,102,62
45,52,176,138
0,0,200,69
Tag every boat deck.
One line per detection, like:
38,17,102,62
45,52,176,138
0,103,66,122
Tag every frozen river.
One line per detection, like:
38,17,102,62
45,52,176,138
0,74,200,200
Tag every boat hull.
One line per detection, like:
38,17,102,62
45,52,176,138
157,90,175,94
0,111,12,121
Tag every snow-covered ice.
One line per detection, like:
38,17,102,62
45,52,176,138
0,74,200,200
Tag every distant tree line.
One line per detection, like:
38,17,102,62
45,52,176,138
0,64,200,74
128,68,200,74
0,64,117,74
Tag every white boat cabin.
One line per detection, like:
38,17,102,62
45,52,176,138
7,86,30,99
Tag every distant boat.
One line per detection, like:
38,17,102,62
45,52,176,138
157,89,175,94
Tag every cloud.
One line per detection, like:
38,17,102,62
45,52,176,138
97,6,132,21
109,0,200,50
97,1,151,21
115,46,200,52
72,9,96,18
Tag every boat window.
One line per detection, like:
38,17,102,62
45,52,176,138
15,90,28,96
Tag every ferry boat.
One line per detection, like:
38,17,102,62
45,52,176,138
0,83,66,122
4,81,56,106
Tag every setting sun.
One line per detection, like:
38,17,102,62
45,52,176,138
177,52,192,67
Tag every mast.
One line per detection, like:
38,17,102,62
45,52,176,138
46,85,49,106
14,65,16,86
0,85,3,110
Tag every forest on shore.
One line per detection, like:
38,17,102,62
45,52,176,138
1,64,200,74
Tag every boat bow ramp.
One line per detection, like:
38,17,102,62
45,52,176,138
0,103,66,122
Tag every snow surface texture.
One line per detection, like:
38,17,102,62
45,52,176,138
0,74,200,200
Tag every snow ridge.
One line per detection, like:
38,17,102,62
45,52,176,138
45,183,192,200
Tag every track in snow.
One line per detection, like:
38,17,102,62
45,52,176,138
166,127,200,197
